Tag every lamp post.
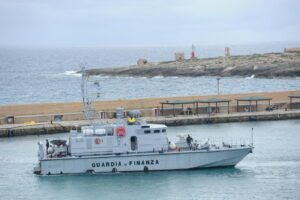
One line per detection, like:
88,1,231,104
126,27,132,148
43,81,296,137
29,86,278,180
216,77,221,95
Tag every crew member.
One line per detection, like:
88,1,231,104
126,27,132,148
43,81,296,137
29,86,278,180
46,139,49,154
186,135,193,150
127,117,136,125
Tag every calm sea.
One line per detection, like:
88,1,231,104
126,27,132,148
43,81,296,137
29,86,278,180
0,42,300,105
0,120,300,200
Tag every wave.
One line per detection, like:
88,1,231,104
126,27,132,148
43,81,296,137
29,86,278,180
63,70,81,77
245,74,255,79
152,75,164,79
138,76,148,79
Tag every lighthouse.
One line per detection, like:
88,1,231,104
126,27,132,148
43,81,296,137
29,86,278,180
191,44,196,59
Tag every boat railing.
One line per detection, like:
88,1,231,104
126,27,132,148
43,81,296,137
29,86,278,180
193,137,253,149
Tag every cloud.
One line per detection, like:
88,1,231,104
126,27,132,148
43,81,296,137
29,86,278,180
0,0,299,46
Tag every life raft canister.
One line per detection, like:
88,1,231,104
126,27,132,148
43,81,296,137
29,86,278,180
95,138,101,144
116,126,126,137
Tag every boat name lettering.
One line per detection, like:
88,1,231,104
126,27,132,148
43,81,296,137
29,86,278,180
91,159,159,168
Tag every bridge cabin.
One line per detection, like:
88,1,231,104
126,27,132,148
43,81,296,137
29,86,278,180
68,122,168,156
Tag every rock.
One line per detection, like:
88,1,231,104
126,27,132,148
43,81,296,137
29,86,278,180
175,53,185,61
84,52,300,78
137,58,148,66
284,48,300,53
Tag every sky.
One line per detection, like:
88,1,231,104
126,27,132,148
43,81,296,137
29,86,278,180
0,0,299,47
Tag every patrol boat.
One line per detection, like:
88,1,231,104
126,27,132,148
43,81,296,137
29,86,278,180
34,70,253,175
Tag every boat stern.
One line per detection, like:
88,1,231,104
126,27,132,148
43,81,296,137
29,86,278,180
33,165,41,175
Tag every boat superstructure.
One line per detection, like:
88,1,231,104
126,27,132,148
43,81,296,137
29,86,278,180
34,108,253,175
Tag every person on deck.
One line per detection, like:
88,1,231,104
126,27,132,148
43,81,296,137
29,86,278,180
46,139,49,154
186,135,193,150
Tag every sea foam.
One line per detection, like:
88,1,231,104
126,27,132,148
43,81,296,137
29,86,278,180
64,71,82,77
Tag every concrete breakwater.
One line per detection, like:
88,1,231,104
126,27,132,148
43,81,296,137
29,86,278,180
1,90,299,124
150,110,300,125
0,90,300,137
1,110,300,137
84,52,300,78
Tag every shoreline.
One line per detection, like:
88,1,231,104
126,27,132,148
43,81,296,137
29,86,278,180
84,52,300,78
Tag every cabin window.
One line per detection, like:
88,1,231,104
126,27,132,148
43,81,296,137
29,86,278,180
162,129,166,133
106,127,114,136
154,130,160,133
144,130,151,134
130,136,137,150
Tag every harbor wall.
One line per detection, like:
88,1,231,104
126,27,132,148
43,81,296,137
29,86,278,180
148,110,300,126
0,104,273,124
1,110,300,137
1,90,300,137
1,90,299,124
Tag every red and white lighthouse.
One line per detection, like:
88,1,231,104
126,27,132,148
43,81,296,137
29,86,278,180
191,44,196,59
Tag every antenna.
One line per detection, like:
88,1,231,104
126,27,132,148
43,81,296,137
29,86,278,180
81,66,102,126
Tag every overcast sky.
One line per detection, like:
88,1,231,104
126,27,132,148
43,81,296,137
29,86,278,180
0,0,299,47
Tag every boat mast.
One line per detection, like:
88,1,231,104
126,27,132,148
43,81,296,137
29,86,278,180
81,66,101,126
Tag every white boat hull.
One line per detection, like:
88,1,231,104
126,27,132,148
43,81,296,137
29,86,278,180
38,147,252,175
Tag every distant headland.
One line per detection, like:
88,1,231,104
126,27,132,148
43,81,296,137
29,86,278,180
82,47,300,78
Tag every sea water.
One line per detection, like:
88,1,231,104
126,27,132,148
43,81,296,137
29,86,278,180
0,120,300,200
